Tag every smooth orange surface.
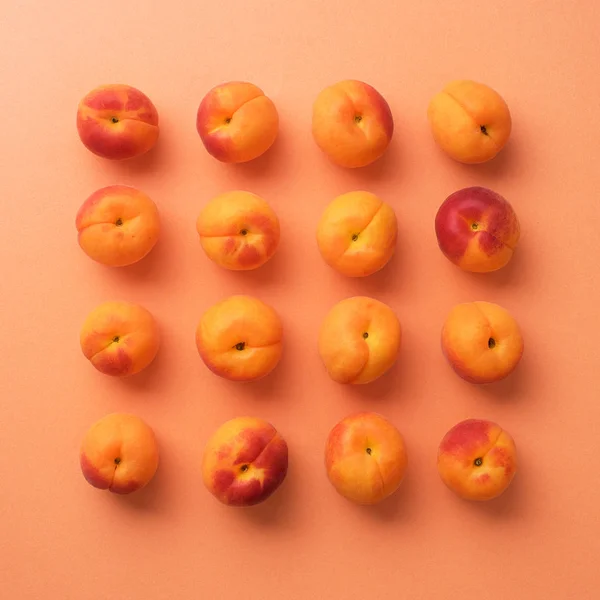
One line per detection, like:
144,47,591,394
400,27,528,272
76,184,160,267
202,416,288,506
312,80,394,168
80,300,160,376
437,418,517,501
428,80,512,164
196,295,283,382
197,190,280,270
80,413,159,494
325,412,407,504
319,296,402,384
2,2,600,599
442,301,524,384
316,191,397,277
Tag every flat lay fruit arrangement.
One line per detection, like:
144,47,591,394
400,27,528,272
75,78,522,507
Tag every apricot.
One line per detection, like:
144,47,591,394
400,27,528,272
76,185,160,267
427,80,511,164
435,186,520,273
196,191,280,270
80,301,160,377
76,84,159,160
202,417,288,506
437,418,517,501
196,82,279,163
319,297,401,384
441,301,524,383
312,80,394,168
80,413,159,494
325,412,407,504
196,295,283,382
316,191,397,277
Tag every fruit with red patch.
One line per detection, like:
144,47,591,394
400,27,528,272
437,419,517,500
80,413,159,494
76,185,160,267
435,186,520,272
80,301,160,377
196,191,280,271
202,417,288,506
196,81,279,163
76,84,159,160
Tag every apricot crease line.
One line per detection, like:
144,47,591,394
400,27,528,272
443,91,499,149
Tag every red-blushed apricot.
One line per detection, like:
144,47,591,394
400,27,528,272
437,418,517,500
325,412,407,505
441,301,523,384
195,295,282,382
202,417,288,506
318,296,401,384
76,84,159,160
76,185,160,267
196,82,279,163
427,80,511,164
196,191,280,270
80,413,159,494
435,186,520,273
317,191,397,277
80,301,160,377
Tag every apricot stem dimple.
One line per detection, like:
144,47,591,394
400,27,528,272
366,447,372,455
480,125,488,135
488,337,496,349
240,229,248,236
114,457,121,465
235,342,245,351
225,117,231,124
474,457,483,467
471,222,478,230
362,332,369,339
354,115,362,124
115,218,123,227
112,336,120,343
240,464,249,472
352,234,359,241
111,116,119,124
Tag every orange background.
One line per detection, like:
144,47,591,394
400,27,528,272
2,1,600,598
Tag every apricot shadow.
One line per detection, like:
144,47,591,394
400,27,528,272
339,137,402,185
98,243,166,285
215,130,287,182
95,139,166,177
454,141,518,181
218,241,289,289
232,471,298,528
115,334,168,394
461,244,527,289
357,477,412,522
110,465,168,513
477,360,529,402
345,358,406,403
340,243,405,297
467,470,527,520
214,339,296,406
